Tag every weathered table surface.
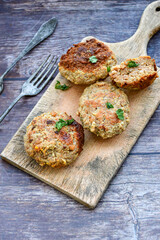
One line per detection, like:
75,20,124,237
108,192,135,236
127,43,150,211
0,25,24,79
0,1,160,239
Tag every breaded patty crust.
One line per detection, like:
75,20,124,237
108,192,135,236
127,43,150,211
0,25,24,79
109,56,158,90
59,38,117,84
24,112,84,168
78,82,130,139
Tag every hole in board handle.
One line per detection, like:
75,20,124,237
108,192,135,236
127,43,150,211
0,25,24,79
156,7,160,11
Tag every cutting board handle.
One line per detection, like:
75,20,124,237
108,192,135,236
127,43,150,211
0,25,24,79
83,1,160,57
133,1,160,48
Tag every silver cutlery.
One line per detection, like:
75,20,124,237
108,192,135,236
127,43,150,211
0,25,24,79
0,55,58,123
0,17,57,94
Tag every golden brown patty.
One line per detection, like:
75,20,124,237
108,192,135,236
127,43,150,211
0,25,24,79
59,38,117,84
109,56,158,90
78,82,130,139
24,112,84,168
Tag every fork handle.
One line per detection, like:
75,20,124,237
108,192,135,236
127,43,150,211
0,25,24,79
0,92,24,123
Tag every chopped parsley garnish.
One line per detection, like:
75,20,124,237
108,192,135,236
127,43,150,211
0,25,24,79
66,119,74,125
55,81,70,91
107,66,111,72
127,61,139,68
116,109,124,120
55,118,74,131
106,102,114,109
89,56,98,63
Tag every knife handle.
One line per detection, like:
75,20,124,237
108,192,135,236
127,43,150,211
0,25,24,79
22,18,57,55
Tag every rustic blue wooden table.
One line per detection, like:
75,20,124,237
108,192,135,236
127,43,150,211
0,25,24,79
0,1,160,239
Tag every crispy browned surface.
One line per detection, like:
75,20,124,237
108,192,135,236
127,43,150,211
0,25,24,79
24,112,84,168
58,39,117,84
78,82,130,139
110,56,159,90
59,38,114,72
71,120,84,154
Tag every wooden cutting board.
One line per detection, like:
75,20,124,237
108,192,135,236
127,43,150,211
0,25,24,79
1,1,160,208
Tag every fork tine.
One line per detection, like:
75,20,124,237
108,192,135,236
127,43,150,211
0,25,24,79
38,65,58,90
27,54,51,83
32,55,55,85
35,57,58,87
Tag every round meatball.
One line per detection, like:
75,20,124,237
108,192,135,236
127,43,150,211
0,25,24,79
78,82,130,139
24,112,84,168
109,56,158,90
59,38,117,85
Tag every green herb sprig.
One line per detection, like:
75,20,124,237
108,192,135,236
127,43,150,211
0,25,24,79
106,102,114,109
127,61,139,68
107,66,111,72
116,109,124,120
55,81,70,91
89,56,98,63
55,118,74,131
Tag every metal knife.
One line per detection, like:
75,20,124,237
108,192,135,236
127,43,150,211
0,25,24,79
0,17,58,94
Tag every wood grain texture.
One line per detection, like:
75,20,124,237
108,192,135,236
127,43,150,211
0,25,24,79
0,0,160,239
1,1,160,209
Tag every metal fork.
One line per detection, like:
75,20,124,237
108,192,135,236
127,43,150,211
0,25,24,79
0,55,58,123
